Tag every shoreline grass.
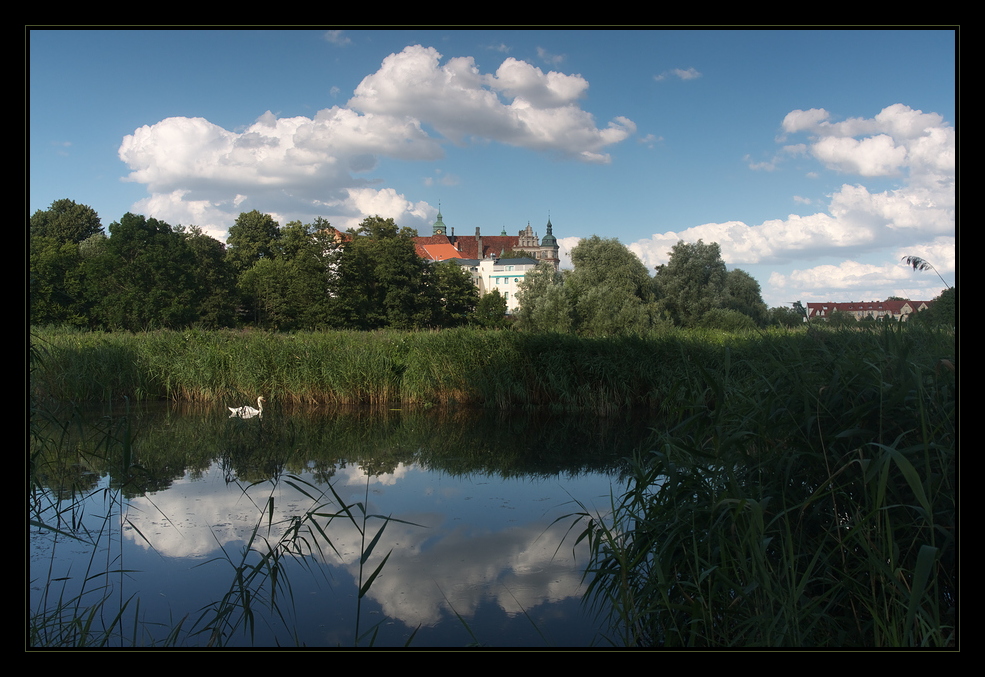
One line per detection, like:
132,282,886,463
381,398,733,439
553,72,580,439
564,321,955,647
30,324,953,416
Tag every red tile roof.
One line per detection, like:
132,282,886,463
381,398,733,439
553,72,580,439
806,300,933,318
417,242,465,261
412,234,523,260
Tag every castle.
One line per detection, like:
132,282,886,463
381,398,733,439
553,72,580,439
412,209,560,268
411,210,561,313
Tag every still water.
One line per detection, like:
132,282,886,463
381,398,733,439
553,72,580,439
30,402,656,648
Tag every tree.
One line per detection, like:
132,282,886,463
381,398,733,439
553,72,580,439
429,260,479,328
515,262,573,333
86,213,199,330
178,226,238,328
236,219,342,329
29,200,104,326
568,235,655,302
722,269,769,327
238,257,298,329
930,286,956,325
350,214,418,240
653,240,729,327
474,288,509,328
769,305,804,328
911,286,956,327
29,235,87,326
516,236,661,335
330,216,434,330
30,199,103,244
651,240,767,329
565,236,655,335
226,210,281,273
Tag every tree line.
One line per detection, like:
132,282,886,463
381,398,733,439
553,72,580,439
31,198,949,334
514,236,955,334
26,199,791,334
30,199,509,332
515,235,784,334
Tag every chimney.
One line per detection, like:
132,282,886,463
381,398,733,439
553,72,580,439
475,227,483,259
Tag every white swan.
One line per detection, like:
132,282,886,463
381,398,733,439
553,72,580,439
229,396,265,419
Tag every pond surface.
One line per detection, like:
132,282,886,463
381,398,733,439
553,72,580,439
30,402,658,648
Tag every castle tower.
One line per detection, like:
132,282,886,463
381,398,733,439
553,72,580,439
540,216,560,268
432,206,447,236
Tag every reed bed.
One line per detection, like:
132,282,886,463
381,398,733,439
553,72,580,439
29,326,694,412
566,323,955,647
30,325,951,418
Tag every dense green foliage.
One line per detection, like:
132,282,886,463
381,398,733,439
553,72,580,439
722,268,769,326
30,198,103,244
567,322,955,647
474,288,510,328
332,216,443,330
517,236,774,334
912,287,956,327
769,304,806,328
652,239,730,327
516,236,665,335
35,199,951,336
29,201,484,332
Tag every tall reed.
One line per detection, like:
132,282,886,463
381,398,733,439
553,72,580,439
30,325,954,423
30,326,755,413
568,323,955,647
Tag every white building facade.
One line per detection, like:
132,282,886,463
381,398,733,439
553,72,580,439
454,257,539,314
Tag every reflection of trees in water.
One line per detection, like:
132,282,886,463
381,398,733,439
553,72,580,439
32,402,656,493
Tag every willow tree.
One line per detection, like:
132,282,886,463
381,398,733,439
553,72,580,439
652,239,728,328
514,262,573,333
722,268,769,327
516,236,660,335
566,235,659,335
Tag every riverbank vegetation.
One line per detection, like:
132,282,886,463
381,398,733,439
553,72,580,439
32,199,953,336
29,323,949,413
30,321,955,647
566,322,955,647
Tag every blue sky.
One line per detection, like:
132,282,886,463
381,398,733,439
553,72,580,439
29,28,956,307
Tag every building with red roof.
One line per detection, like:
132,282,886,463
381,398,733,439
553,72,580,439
411,209,561,313
412,208,560,268
806,299,934,322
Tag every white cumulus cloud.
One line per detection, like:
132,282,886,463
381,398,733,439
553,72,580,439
118,44,635,236
348,45,633,160
631,103,954,305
